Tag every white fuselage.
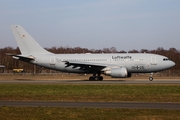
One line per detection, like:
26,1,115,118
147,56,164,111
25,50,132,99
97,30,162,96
31,53,175,74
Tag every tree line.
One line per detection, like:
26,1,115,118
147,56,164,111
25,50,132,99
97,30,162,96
0,46,179,73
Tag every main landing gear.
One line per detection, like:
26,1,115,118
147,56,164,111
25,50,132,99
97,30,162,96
89,72,103,81
149,73,153,81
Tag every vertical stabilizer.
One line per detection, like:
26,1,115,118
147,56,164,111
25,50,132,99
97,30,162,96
11,25,52,55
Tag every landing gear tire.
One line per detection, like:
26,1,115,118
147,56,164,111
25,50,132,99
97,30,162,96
89,76,103,81
149,73,154,81
149,77,153,81
98,76,103,81
89,76,94,81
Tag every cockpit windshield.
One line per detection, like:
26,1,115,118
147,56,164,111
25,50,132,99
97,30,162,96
163,58,170,61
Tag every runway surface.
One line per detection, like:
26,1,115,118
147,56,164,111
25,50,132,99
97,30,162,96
0,101,180,110
0,79,180,84
0,79,179,110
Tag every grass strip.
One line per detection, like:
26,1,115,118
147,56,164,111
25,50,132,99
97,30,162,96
0,107,180,120
0,84,180,102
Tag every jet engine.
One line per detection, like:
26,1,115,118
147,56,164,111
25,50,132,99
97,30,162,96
104,67,131,78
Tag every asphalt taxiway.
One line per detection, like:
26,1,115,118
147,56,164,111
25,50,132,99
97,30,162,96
0,79,180,84
0,101,180,110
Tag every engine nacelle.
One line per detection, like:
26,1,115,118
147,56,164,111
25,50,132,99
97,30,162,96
104,67,131,78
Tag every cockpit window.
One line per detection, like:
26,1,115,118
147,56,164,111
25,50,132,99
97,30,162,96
163,58,170,61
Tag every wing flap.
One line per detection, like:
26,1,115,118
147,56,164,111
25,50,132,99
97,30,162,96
63,61,107,71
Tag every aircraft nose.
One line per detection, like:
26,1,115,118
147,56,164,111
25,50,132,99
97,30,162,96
171,61,175,67
165,61,175,70
168,61,175,68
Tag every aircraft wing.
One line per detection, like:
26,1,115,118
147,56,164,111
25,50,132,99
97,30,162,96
63,60,113,71
6,53,35,62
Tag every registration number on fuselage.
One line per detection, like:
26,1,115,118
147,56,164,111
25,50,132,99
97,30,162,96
132,66,145,70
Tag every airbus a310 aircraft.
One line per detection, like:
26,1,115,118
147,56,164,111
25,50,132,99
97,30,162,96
8,25,175,81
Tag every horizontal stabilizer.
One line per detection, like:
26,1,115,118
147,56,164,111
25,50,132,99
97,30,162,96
6,53,35,62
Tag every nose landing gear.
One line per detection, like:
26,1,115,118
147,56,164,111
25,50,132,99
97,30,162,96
149,73,153,81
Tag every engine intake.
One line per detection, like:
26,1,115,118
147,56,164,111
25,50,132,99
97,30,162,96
104,67,131,78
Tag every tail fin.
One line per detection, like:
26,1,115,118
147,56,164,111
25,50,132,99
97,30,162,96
11,25,52,55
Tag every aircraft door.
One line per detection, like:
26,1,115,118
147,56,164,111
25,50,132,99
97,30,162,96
151,56,157,65
50,56,56,68
149,56,157,71
109,58,112,64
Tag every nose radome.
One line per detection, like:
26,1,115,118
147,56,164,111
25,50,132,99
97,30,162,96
168,61,175,68
171,61,175,67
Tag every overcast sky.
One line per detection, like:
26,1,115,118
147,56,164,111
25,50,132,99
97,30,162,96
1,0,180,51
